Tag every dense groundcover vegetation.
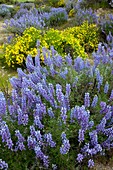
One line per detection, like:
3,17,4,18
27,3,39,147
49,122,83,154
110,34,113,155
1,0,113,169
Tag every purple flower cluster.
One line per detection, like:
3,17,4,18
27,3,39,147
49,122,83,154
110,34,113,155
1,43,113,169
0,92,6,121
4,7,68,34
60,132,70,154
74,7,98,25
0,159,8,170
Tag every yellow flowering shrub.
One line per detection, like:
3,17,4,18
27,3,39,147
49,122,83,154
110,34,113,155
4,27,42,67
64,21,99,53
44,28,87,58
4,22,99,67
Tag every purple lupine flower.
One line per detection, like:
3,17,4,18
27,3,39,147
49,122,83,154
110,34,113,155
60,67,68,79
15,130,25,143
65,54,72,66
27,136,37,149
74,57,85,72
0,159,8,170
96,117,106,132
0,92,6,120
94,144,102,152
60,132,70,154
44,133,56,147
70,107,77,123
53,54,62,67
78,129,84,142
34,115,44,129
64,94,70,111
84,93,90,107
66,84,71,96
34,130,42,143
104,81,109,94
76,105,90,130
105,108,112,120
6,138,14,150
15,130,25,151
0,122,11,143
109,90,113,100
22,114,28,125
100,101,106,113
91,95,98,108
88,120,94,129
34,145,49,168
88,159,94,168
47,108,55,118
89,130,98,146
56,84,64,104
60,107,67,124
77,153,84,163
30,125,36,137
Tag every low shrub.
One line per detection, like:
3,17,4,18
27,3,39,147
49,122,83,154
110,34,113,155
44,7,68,27
0,4,15,18
3,27,43,67
4,26,94,67
4,7,68,34
64,21,99,53
3,21,100,67
98,13,113,37
74,8,98,25
43,28,87,58
1,43,113,169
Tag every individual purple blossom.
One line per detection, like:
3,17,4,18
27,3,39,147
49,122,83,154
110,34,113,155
27,136,37,149
60,67,68,79
65,54,72,66
6,138,14,150
0,122,11,143
89,130,98,146
77,153,84,163
100,101,106,113
78,129,84,142
34,115,44,129
0,159,8,170
0,92,6,120
66,84,71,96
30,125,36,137
53,54,63,67
84,93,90,107
94,144,102,152
44,133,56,147
74,57,85,72
88,120,94,129
34,145,49,168
56,84,64,104
91,95,98,108
88,159,94,168
60,132,70,154
47,108,55,118
15,130,26,151
96,117,106,132
109,90,113,100
60,107,67,124
76,105,90,130
104,81,109,94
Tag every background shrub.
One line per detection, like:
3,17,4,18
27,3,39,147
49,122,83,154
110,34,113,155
4,7,68,34
64,21,99,53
